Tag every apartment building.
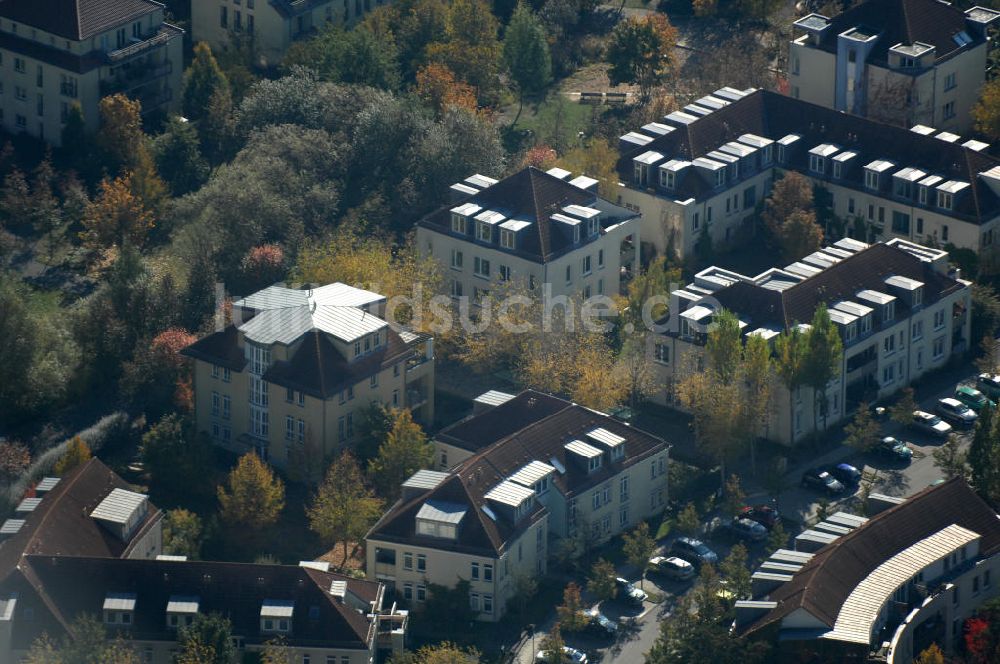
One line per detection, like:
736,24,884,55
416,167,641,302
0,0,183,145
648,239,971,446
182,282,435,469
788,0,999,132
736,479,1000,663
366,390,670,621
192,0,389,67
615,87,1000,260
0,458,406,662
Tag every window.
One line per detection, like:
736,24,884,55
212,391,220,416
297,420,305,443
891,211,910,234
471,562,479,580
916,218,924,234
714,170,725,187
588,456,602,472
234,10,242,30
403,552,413,570
451,213,467,234
14,86,25,101
791,54,800,75
582,255,591,275
35,65,42,88
833,161,842,179
250,406,268,438
620,476,629,501
416,585,426,601
393,389,399,407
809,154,825,174
247,14,254,33
500,228,515,249
417,554,426,572
14,57,24,73
620,506,629,527
934,309,945,330
942,225,949,242
498,264,511,282
483,594,493,614
473,256,490,278
286,387,294,403
212,364,220,379
476,221,492,242
450,279,463,297
370,374,378,388
565,264,572,284
597,278,604,295
944,72,956,91
743,185,756,208
223,368,231,383
220,5,228,27
484,564,493,581
942,101,956,120
469,593,480,611
912,320,923,340
297,391,305,406
403,583,413,600
933,336,945,359
865,170,879,190
221,395,230,420
592,490,601,510
654,343,669,364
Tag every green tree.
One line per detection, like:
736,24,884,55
722,474,745,518
538,623,566,664
623,521,656,589
53,437,91,475
140,415,212,500
162,508,203,559
719,543,751,600
676,502,700,537
974,77,1000,141
763,172,821,261
844,402,881,452
606,15,678,103
802,305,844,436
587,558,618,601
766,520,787,554
503,2,551,125
368,408,434,502
59,102,93,174
184,42,230,121
283,23,400,90
890,387,918,426
741,333,773,471
154,116,209,196
217,453,285,532
933,435,968,481
307,452,384,567
969,406,1000,505
556,582,588,631
774,326,808,443
259,638,293,664
177,613,237,664
779,209,824,261
391,643,481,664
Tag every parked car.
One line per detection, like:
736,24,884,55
650,555,695,580
935,398,978,428
536,646,588,664
615,577,648,604
670,537,719,567
955,385,995,412
729,517,768,542
826,462,862,486
977,373,1000,399
912,410,955,437
874,436,914,463
801,468,845,495
739,504,780,530
581,607,618,637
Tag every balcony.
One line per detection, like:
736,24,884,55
101,62,173,97
105,23,183,64
407,389,429,409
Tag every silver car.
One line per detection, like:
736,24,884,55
912,410,954,437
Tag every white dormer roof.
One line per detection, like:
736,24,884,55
660,159,691,172
569,175,599,190
809,143,840,158
692,157,726,171
910,124,935,135
865,160,895,173
167,596,200,614
833,300,874,318
563,204,601,220
499,218,532,232
416,500,467,524
855,289,895,306
564,439,603,459
937,180,970,195
620,131,654,146
508,460,557,487
261,600,295,618
964,139,989,152
634,150,664,165
91,489,148,526
451,202,482,217
894,167,926,182
719,142,755,158
640,122,674,136
475,209,506,225
885,275,924,291
546,167,572,180
935,131,960,143
103,593,137,611
738,133,774,149
777,133,802,146
832,150,857,163
484,480,535,507
550,212,582,226
918,174,944,188
465,174,498,188
664,111,698,125
586,428,625,448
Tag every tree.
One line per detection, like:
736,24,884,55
283,23,401,90
259,638,294,664
184,42,230,121
81,173,155,250
557,138,620,199
677,502,700,537
890,387,918,426
392,643,481,664
122,329,198,419
59,102,92,173
368,409,434,502
538,623,566,664
719,543,751,600
969,406,1000,506
425,0,504,106
778,210,823,262
914,643,944,664
217,453,285,531
844,402,881,452
802,305,844,435
201,84,236,164
606,15,678,103
774,326,808,443
307,452,384,567
623,521,656,589
54,436,91,475
163,508,203,559
503,2,551,125
766,521,787,554
587,558,618,601
415,63,477,118
239,244,286,294
763,172,818,261
25,615,141,664
857,469,881,517
692,0,717,16
0,441,30,484
933,435,968,481
741,333,773,470
556,582,588,631
974,77,1000,141
154,116,209,196
177,613,237,664
96,94,145,173
722,474,745,518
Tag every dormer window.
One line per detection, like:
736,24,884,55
918,186,928,205
833,161,842,179
865,171,879,190
661,170,675,189
900,56,915,68
103,593,136,626
166,596,199,629
261,600,294,634
844,321,857,343
913,287,923,307
476,221,492,242
884,301,895,323
451,213,467,234
588,456,602,472
534,476,549,495
416,500,465,539
809,154,825,174
714,170,725,187
894,179,910,198
761,145,773,166
937,191,953,210
573,226,581,244
860,314,872,335
588,217,599,237
777,145,786,163
500,229,515,249
730,161,739,180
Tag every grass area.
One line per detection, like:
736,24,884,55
654,515,674,541
513,94,599,153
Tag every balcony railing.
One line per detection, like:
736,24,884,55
102,62,173,96
106,23,183,64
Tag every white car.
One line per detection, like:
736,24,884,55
912,410,953,438
650,555,695,580
536,646,588,664
936,398,978,427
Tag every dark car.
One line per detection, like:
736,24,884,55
670,537,719,567
874,436,914,464
801,468,845,495
826,463,862,486
729,517,768,542
977,373,1000,400
615,577,648,604
739,504,780,530
581,607,618,637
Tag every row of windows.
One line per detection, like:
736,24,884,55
402,552,427,572
211,391,231,418
211,364,232,381
284,416,306,443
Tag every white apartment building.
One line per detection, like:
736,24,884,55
647,239,971,446
788,0,999,132
192,0,390,67
416,167,641,302
737,479,1000,663
0,0,182,145
366,390,669,621
182,282,434,470
614,87,1000,260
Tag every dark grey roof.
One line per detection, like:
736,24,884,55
0,0,160,41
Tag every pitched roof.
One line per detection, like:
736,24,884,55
0,0,160,41
708,242,964,330
180,325,248,371
741,478,1000,638
616,90,1000,225
416,167,639,263
15,556,378,651
0,458,161,585
813,0,983,64
369,391,669,556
